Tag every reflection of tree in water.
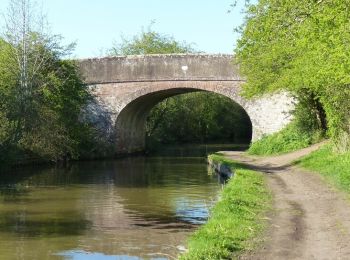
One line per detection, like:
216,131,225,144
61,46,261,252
0,166,92,239
0,211,91,237
0,184,31,200
0,164,74,186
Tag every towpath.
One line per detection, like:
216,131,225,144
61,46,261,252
222,143,350,259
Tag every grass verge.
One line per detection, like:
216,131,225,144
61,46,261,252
179,154,271,260
296,145,350,193
248,122,323,156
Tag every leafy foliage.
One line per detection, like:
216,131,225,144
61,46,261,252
17,58,92,161
248,121,323,155
108,23,196,55
146,92,252,145
0,0,94,165
235,0,350,150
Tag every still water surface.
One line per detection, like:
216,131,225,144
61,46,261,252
0,144,245,260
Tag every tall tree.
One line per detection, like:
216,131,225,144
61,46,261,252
235,0,350,150
0,0,92,163
2,0,73,142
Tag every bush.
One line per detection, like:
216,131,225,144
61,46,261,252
248,122,323,155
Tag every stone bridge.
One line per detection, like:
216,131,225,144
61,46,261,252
78,54,293,155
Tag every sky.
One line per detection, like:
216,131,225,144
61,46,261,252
0,0,248,59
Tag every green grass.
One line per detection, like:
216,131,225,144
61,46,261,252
248,122,322,156
296,145,350,193
179,154,271,260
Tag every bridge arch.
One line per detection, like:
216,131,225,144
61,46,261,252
114,85,252,154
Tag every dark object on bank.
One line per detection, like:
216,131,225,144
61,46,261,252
217,164,233,179
208,159,234,184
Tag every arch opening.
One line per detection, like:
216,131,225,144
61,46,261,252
114,88,252,155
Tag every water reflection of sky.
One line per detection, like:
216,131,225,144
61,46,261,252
174,198,211,224
56,250,167,260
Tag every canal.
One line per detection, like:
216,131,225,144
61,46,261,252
0,144,246,259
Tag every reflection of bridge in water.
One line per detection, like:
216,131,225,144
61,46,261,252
78,54,294,155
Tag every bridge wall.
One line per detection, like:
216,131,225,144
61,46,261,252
78,55,294,155
78,54,241,84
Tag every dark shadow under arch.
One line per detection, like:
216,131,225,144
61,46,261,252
114,88,252,155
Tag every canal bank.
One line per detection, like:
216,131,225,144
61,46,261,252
180,154,271,259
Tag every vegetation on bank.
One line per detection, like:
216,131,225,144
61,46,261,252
180,154,271,260
248,121,323,155
296,145,350,194
108,25,252,146
0,0,104,167
236,0,350,152
248,96,325,155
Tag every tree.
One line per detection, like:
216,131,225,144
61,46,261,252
108,23,196,55
235,0,350,150
0,0,92,163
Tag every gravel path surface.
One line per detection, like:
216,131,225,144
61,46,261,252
222,143,350,260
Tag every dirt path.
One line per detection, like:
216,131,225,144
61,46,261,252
222,143,350,260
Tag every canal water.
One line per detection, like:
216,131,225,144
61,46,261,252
0,144,246,260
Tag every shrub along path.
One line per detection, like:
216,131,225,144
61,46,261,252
222,142,350,259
